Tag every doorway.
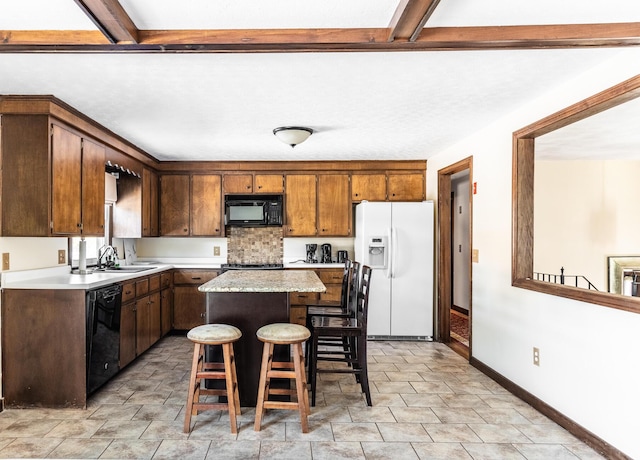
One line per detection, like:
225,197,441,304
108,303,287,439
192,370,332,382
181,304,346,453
437,157,473,359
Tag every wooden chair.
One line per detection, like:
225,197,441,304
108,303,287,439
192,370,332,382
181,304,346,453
308,265,372,407
184,324,242,434
254,323,311,433
305,261,360,361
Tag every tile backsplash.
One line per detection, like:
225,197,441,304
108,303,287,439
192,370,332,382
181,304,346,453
226,227,284,264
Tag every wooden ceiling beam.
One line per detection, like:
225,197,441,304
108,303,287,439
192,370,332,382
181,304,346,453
73,0,139,44
0,23,639,51
388,0,442,42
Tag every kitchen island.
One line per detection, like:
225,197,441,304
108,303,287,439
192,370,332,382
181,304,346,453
198,270,325,406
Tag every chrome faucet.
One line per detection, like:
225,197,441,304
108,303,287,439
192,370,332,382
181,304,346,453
97,245,116,268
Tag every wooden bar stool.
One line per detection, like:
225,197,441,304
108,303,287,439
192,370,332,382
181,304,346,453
254,323,311,433
184,324,242,434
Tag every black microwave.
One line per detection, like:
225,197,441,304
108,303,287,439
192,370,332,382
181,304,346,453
224,195,283,227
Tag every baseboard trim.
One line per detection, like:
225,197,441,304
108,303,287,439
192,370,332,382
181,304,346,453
470,356,631,460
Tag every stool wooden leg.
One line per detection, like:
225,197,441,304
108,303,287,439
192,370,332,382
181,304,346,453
254,342,273,431
222,343,239,434
184,342,202,433
292,342,309,433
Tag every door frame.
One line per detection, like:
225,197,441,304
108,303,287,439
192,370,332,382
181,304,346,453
437,156,473,356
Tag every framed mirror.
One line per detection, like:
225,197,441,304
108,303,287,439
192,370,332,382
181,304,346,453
512,74,640,314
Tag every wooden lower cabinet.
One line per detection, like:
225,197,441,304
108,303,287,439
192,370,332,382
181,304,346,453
317,268,344,303
173,270,218,330
120,300,137,369
120,272,169,369
161,287,173,336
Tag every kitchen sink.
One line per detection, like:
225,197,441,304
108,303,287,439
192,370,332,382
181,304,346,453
94,266,157,273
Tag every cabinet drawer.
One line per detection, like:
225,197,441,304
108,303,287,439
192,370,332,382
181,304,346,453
290,305,307,326
173,270,218,285
122,282,136,302
289,292,319,305
149,275,161,292
136,278,149,296
161,272,172,289
317,269,344,284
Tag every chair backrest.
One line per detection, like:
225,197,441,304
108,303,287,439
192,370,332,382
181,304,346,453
356,265,372,326
338,259,352,313
347,261,360,315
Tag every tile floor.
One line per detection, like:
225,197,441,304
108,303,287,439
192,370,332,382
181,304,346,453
0,335,604,459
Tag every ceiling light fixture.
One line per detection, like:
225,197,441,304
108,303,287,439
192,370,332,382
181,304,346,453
273,126,313,148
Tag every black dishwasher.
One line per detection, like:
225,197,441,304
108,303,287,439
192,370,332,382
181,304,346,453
86,283,122,394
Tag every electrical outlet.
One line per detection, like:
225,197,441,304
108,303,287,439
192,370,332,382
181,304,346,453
2,253,9,271
213,246,221,256
533,347,540,366
58,249,66,264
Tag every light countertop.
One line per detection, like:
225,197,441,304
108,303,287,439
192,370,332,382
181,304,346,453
199,269,326,293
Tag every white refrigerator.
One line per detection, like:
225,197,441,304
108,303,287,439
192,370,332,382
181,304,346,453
355,201,434,339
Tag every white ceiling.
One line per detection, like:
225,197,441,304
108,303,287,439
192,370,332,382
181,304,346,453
1,0,640,162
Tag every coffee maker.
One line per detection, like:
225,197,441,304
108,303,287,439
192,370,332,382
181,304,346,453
305,244,318,263
321,243,332,263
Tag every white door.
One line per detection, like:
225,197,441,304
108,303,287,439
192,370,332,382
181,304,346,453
390,201,434,337
355,202,392,336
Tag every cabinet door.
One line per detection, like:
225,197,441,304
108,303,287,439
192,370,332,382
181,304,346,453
120,301,137,368
149,291,161,346
51,124,82,235
255,174,284,193
159,174,190,236
317,174,351,236
285,174,317,236
223,174,253,193
160,287,173,336
135,295,151,355
81,138,106,235
142,168,159,237
191,174,222,236
351,173,387,201
387,173,425,201
173,286,206,330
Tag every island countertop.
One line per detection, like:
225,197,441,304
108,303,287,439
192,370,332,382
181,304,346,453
198,269,325,293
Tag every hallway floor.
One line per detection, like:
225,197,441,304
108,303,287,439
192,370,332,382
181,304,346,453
0,335,604,459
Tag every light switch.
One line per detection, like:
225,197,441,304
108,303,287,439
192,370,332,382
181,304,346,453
472,249,479,263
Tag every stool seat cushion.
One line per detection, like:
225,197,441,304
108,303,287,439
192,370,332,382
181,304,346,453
187,324,242,344
257,323,310,343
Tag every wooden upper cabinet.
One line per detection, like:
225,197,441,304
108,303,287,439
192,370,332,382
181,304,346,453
159,173,222,237
80,138,106,235
351,173,387,201
51,124,105,236
159,174,190,236
254,174,284,193
318,174,351,236
285,174,317,236
51,124,83,235
142,168,159,237
387,173,425,201
191,174,222,236
223,174,253,194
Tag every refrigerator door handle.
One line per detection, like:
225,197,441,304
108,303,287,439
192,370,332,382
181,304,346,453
391,226,398,279
386,227,393,279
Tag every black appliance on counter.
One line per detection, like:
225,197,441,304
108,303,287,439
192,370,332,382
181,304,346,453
306,244,318,263
86,283,122,394
321,243,332,263
221,263,284,272
224,195,283,227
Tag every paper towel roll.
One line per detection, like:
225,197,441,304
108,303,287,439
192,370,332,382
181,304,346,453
79,239,87,274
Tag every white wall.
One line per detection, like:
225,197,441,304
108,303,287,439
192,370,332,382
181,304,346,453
425,50,640,458
535,160,640,290
0,237,68,277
